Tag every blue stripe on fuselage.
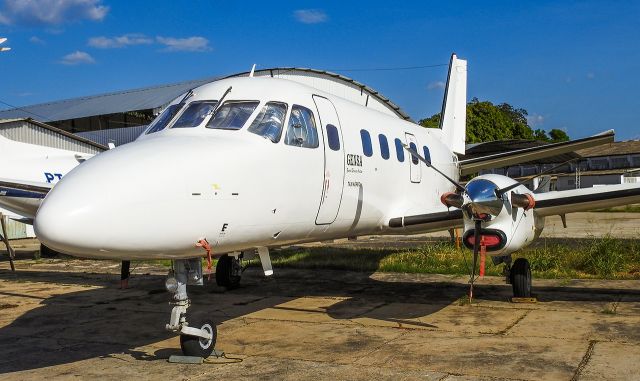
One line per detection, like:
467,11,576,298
0,187,47,199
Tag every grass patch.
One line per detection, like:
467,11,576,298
594,204,640,213
253,235,640,280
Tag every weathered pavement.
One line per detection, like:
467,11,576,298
1,257,639,381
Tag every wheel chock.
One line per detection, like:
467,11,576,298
511,297,537,303
168,349,225,364
168,355,203,364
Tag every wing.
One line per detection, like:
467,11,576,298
0,178,52,198
534,183,640,217
459,131,614,176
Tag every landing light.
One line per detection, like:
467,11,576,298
165,272,178,293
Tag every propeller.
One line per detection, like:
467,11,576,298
402,144,536,300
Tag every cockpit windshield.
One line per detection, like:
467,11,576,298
206,101,259,130
146,103,183,134
172,100,218,128
247,102,287,142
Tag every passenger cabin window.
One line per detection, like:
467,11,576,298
327,124,340,150
409,142,419,165
146,103,183,134
248,102,287,143
285,105,319,148
360,129,373,157
379,134,389,160
395,138,404,162
172,101,218,128
206,101,259,130
423,146,431,163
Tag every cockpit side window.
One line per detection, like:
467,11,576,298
146,104,183,134
247,102,287,143
172,100,218,128
284,105,319,148
206,101,260,130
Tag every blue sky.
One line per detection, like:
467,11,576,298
0,0,638,140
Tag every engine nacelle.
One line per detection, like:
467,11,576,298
461,174,545,256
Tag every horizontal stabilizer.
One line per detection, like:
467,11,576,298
459,130,614,176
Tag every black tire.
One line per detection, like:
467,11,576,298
180,320,217,358
40,244,58,258
511,258,532,298
216,254,241,289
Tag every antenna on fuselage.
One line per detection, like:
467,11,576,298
249,64,256,77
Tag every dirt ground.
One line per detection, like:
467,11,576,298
0,212,639,380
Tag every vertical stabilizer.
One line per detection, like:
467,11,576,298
439,54,467,155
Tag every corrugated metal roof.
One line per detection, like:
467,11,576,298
227,68,413,121
576,141,640,158
0,67,413,123
0,77,217,122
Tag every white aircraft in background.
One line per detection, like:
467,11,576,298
3,54,638,358
0,131,92,221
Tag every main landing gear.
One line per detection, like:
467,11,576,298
216,253,242,289
510,257,532,298
165,259,217,358
493,255,532,298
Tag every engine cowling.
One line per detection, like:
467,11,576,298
455,175,545,256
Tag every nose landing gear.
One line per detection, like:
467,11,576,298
165,259,217,358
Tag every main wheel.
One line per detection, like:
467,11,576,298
511,258,532,298
180,320,217,358
216,254,241,289
40,244,58,258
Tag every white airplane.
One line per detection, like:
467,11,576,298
0,130,93,222
3,55,638,358
0,37,10,52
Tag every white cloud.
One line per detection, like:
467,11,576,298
527,113,545,127
88,34,153,48
60,50,95,65
293,9,327,24
0,0,108,26
29,36,44,44
586,72,595,80
156,36,211,52
427,81,445,90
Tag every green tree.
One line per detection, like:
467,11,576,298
548,129,569,142
419,98,569,143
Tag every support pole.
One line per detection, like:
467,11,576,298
0,213,16,272
120,260,130,289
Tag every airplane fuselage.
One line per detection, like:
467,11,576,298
35,77,459,259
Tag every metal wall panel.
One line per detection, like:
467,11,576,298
77,125,147,147
1,215,27,239
0,120,103,154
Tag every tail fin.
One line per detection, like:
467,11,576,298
439,53,467,155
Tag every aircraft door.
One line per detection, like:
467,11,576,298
313,95,345,225
405,133,421,183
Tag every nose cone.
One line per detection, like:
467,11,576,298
465,178,503,217
35,138,193,259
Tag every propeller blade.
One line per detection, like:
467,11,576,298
402,144,465,192
469,219,482,301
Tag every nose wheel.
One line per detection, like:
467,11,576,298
166,259,218,358
180,319,217,358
